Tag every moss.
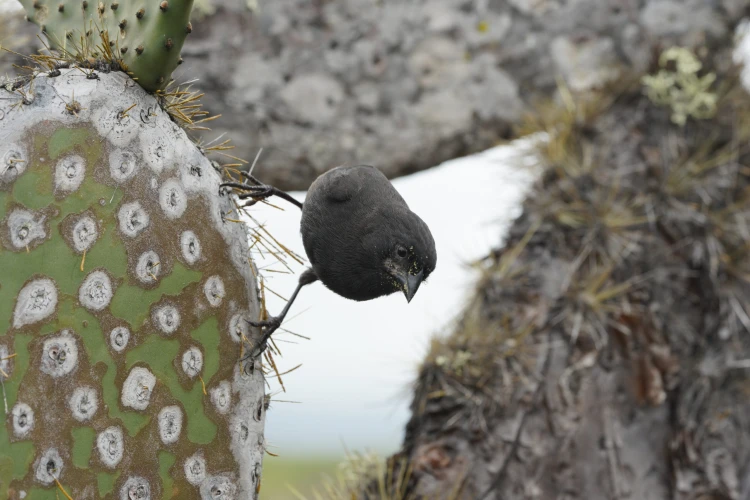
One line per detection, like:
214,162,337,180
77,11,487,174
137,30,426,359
642,47,718,126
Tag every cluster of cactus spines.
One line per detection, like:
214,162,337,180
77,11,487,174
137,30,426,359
17,0,194,92
1,68,265,498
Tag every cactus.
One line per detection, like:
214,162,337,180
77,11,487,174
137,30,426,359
0,66,266,499
16,0,193,92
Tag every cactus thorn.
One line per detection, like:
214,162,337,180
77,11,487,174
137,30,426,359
119,19,126,29
135,45,144,55
157,76,165,84
186,22,192,34
159,0,168,11
110,1,118,9
120,46,127,53
177,57,183,65
57,3,63,11
32,0,41,9
165,38,173,50
81,0,88,9
136,8,144,18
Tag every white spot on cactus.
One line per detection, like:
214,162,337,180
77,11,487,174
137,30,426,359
183,452,206,485
181,347,203,378
40,332,78,378
79,270,114,311
228,313,249,344
121,366,156,411
157,405,183,444
13,278,57,328
200,475,237,499
135,251,161,284
54,155,85,193
153,305,180,335
141,128,174,173
159,179,187,219
118,201,150,237
210,381,232,415
69,386,98,422
97,426,124,468
110,326,130,352
180,231,201,265
0,143,27,184
109,149,138,182
120,476,151,500
8,209,46,249
71,216,98,253
179,149,216,195
35,448,63,485
0,345,11,378
93,98,140,148
11,402,34,437
204,276,225,307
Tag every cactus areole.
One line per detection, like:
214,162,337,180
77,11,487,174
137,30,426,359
17,0,194,92
0,69,265,498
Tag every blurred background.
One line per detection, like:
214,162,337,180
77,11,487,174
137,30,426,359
247,144,536,497
4,0,750,497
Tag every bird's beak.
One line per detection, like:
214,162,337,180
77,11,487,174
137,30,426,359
398,269,424,303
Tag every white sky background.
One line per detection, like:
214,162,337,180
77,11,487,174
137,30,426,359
246,142,538,456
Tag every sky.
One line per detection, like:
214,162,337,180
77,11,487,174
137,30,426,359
244,140,538,456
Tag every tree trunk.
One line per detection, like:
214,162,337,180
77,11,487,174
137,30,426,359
5,0,748,190
389,46,750,499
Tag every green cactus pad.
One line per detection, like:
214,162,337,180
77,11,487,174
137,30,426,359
0,69,265,499
17,0,194,92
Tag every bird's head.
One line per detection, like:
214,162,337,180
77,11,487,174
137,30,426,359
380,212,437,303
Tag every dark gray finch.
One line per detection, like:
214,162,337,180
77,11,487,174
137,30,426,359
221,165,437,358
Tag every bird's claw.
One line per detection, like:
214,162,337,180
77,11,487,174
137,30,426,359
239,185,276,208
219,181,282,208
243,316,283,360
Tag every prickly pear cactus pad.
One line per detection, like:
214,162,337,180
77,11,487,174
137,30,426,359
16,0,193,92
0,68,265,499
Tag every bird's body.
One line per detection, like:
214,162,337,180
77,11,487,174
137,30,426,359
223,164,436,359
301,165,435,301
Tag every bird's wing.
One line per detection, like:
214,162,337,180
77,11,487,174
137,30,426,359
321,166,363,203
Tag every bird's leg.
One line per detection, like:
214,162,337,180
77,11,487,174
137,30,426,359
220,172,303,210
244,268,318,360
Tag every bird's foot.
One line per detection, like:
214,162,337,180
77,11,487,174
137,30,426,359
220,173,303,210
243,316,283,361
219,181,274,208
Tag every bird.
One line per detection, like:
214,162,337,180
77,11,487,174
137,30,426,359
221,165,437,358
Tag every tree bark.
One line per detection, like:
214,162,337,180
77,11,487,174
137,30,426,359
5,0,749,190
389,49,750,499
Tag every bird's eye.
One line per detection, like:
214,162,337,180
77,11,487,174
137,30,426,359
396,246,407,258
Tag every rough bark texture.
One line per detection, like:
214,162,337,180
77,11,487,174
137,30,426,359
4,0,750,189
388,56,750,499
